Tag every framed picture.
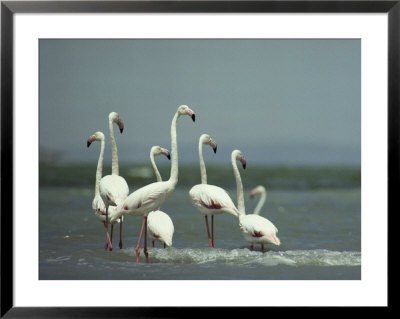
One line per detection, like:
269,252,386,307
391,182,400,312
1,0,395,316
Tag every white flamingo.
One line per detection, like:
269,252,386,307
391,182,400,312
231,150,280,251
87,131,120,249
98,112,129,251
250,185,267,216
146,146,175,248
189,134,239,248
111,105,195,263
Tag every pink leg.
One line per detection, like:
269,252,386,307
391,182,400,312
103,222,112,250
104,207,112,250
144,216,149,263
250,244,254,251
110,224,114,251
107,209,112,251
152,240,155,248
211,215,214,247
163,243,166,249
119,217,123,249
261,244,265,252
136,217,146,263
104,208,108,250
204,216,213,248
104,221,108,250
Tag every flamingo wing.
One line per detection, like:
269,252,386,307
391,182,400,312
92,194,121,223
147,210,174,246
119,181,171,215
99,175,129,207
189,184,238,215
239,214,280,245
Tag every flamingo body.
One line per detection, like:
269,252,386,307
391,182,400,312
189,184,238,217
99,174,129,209
92,194,120,223
239,214,280,246
112,180,173,222
147,210,174,247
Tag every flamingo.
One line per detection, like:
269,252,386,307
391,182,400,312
146,146,175,248
189,134,239,248
231,150,280,252
111,105,195,263
87,131,120,249
250,185,267,215
98,112,129,251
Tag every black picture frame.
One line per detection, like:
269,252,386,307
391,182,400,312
1,0,395,317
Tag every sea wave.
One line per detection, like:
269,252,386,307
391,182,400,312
113,247,361,267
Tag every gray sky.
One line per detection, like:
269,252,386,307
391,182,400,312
39,39,360,165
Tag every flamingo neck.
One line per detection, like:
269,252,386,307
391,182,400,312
150,151,162,182
198,139,207,184
168,112,179,186
95,138,105,196
109,117,119,175
253,189,267,215
232,153,245,215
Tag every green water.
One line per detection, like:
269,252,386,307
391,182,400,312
39,162,361,190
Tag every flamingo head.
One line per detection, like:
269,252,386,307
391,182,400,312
232,149,246,169
109,112,124,133
250,185,266,198
87,131,105,148
200,134,217,153
177,105,195,122
151,146,171,160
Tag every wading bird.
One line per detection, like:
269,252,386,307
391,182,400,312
87,131,125,249
230,150,280,252
111,105,195,263
146,146,175,248
98,112,129,250
189,134,239,248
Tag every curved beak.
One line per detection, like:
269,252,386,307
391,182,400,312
209,139,217,154
185,108,195,122
161,148,171,160
250,189,257,198
117,119,124,133
240,156,246,169
87,135,95,148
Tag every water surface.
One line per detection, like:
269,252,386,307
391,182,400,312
39,164,361,280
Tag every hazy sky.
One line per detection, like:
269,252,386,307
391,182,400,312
39,39,360,165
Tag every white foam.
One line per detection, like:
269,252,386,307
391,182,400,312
117,247,361,266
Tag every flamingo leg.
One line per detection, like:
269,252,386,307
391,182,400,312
261,244,265,252
103,221,112,250
104,207,112,250
144,216,149,263
204,215,213,248
107,208,112,251
110,223,114,250
152,240,155,248
119,217,123,249
104,220,108,250
211,214,214,247
136,217,146,263
163,243,166,249
250,244,254,251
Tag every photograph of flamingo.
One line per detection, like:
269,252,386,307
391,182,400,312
39,39,361,280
